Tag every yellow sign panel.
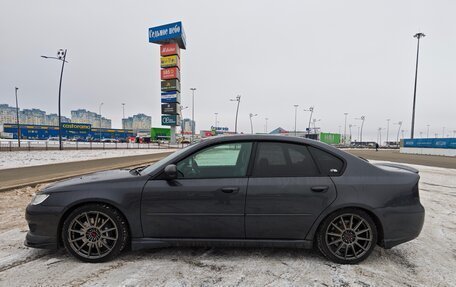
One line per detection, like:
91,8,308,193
161,55,180,68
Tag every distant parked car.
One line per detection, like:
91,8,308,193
25,135,424,264
100,138,118,143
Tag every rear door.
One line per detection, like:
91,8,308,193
245,142,337,239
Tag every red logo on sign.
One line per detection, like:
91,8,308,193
160,43,180,57
161,67,180,80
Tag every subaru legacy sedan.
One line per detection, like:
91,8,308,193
25,135,424,264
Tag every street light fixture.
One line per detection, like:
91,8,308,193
190,88,197,142
14,87,21,148
249,113,258,134
230,95,241,133
41,49,68,150
410,32,426,139
293,104,299,136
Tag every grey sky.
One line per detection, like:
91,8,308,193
1,0,454,141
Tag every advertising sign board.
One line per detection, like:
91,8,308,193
160,43,180,57
161,55,180,68
161,115,180,126
161,79,180,92
161,67,180,80
403,138,456,149
161,91,181,103
161,103,180,115
148,22,186,49
61,123,91,130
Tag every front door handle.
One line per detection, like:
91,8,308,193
220,187,239,194
311,186,329,192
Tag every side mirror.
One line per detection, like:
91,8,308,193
164,164,177,180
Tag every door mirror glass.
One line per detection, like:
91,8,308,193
164,164,177,179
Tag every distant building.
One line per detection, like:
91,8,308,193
122,113,151,132
180,118,195,135
0,104,70,126
0,104,17,125
71,109,111,128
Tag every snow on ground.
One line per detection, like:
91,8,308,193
0,163,454,286
0,149,175,170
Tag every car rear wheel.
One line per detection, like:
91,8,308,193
62,204,128,263
316,209,377,264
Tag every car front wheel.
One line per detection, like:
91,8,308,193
62,203,128,263
316,209,377,264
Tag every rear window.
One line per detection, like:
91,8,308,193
252,142,320,177
308,146,344,176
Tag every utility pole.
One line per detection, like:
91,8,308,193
356,116,366,143
214,112,218,129
15,87,21,147
411,32,425,139
396,121,402,145
426,124,430,138
265,117,269,133
190,88,196,142
230,95,241,133
121,103,125,129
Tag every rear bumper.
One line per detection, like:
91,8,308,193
377,203,425,249
24,204,63,250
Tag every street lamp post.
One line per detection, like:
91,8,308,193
343,113,348,145
230,95,241,133
179,106,188,136
293,104,299,136
265,117,269,133
214,113,218,129
395,121,402,145
249,113,258,134
99,103,104,141
190,88,196,142
303,107,314,135
356,116,366,143
410,32,425,139
386,119,390,147
14,87,21,148
426,125,430,138
41,49,68,150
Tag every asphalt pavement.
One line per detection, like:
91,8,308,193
0,151,172,192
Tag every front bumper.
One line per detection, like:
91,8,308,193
24,204,64,250
377,203,425,249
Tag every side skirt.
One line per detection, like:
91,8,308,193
131,238,313,251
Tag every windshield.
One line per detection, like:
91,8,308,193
140,145,193,175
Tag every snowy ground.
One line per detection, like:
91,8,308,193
0,162,454,286
0,149,175,170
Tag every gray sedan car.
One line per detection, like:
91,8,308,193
25,135,424,264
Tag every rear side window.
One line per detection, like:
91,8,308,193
252,142,320,177
308,146,344,176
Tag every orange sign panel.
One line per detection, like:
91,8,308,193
161,67,180,80
160,43,180,57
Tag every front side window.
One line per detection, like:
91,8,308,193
252,142,320,177
176,142,253,179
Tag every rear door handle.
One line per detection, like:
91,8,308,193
311,186,329,192
220,187,240,194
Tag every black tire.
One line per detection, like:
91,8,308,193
62,203,128,263
316,208,377,264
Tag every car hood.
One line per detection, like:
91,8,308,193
372,162,419,174
41,169,136,193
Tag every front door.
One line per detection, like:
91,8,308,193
245,142,337,239
141,141,253,239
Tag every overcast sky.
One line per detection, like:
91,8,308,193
1,0,455,141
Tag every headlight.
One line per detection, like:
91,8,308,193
31,194,50,205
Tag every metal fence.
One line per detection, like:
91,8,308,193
0,140,189,151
